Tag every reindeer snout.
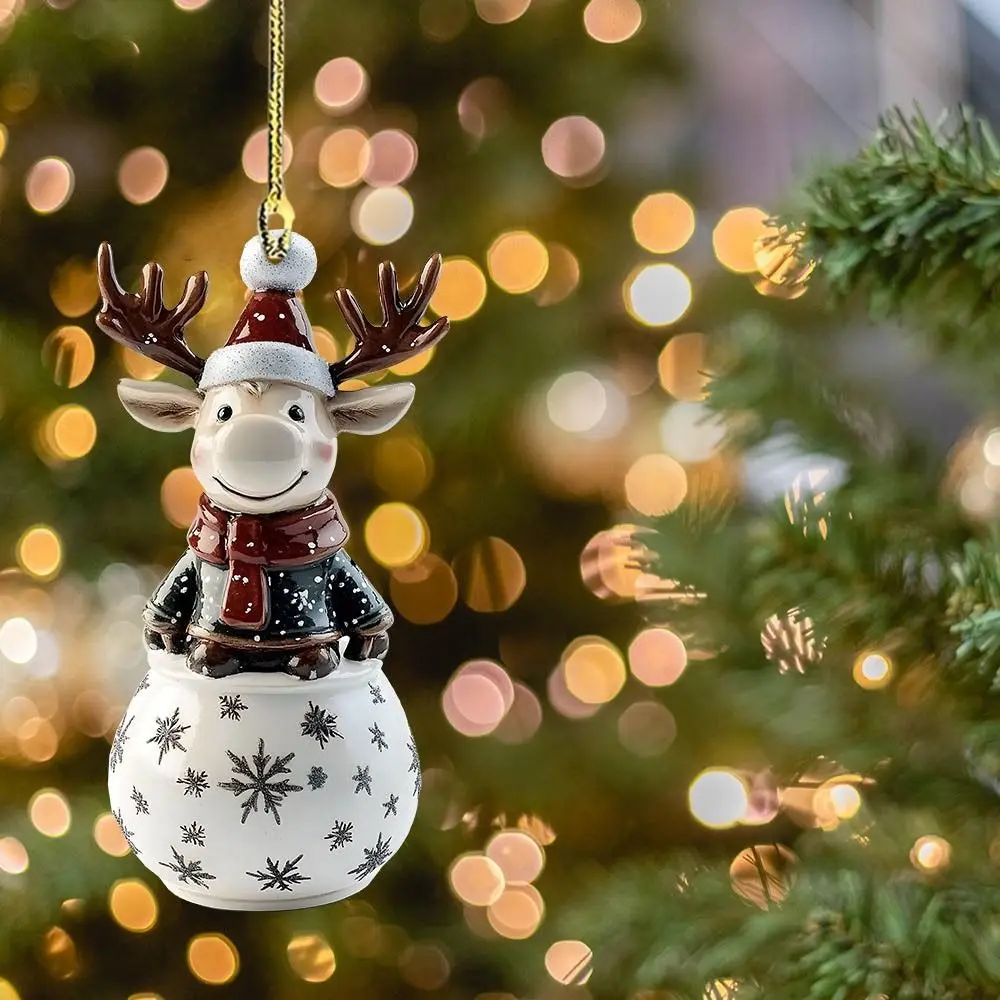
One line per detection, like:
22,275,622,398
214,415,304,497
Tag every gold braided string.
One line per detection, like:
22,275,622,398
257,0,295,261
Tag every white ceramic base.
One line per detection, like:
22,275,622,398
108,644,419,911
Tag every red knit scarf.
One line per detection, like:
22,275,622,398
188,491,349,630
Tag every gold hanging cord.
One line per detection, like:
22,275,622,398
257,0,295,261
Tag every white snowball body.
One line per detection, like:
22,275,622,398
108,647,419,911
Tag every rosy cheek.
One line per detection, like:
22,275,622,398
315,442,335,462
192,441,208,464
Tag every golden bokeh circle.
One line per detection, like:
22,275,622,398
486,884,544,939
93,812,130,857
117,147,169,205
42,326,95,388
583,0,643,42
373,434,433,499
50,258,98,318
544,939,593,985
624,453,688,516
161,466,202,530
453,537,526,612
25,156,74,214
390,553,458,624
562,636,627,705
632,192,695,254
712,206,769,274
43,404,97,460
286,933,336,983
486,231,549,294
485,830,544,884
109,878,158,932
628,628,688,687
430,257,488,320
365,502,429,568
187,933,240,985
448,852,506,906
17,525,63,580
28,788,71,837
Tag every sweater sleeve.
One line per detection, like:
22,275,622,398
327,551,393,635
144,550,199,633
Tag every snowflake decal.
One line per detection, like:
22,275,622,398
135,673,151,694
219,694,249,721
383,793,399,818
300,701,343,749
247,855,310,892
218,737,303,825
147,707,190,764
180,821,206,847
293,589,311,611
177,768,210,798
161,845,217,888
131,786,150,815
113,809,139,856
369,681,385,705
109,714,134,773
408,739,422,796
307,766,328,791
369,722,388,752
325,820,353,850
348,832,393,882
352,764,373,796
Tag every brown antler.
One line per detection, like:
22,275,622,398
331,254,450,383
95,242,208,381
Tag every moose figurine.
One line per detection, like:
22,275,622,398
100,232,448,911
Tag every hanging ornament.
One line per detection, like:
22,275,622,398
100,0,450,911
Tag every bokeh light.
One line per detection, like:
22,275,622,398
430,257,488,320
562,636,626,705
486,830,545,884
42,404,97,460
658,332,708,400
373,434,433,499
453,537,526,612
17,525,63,580
42,326,95,388
545,940,593,985
318,128,371,188
689,769,749,829
911,835,951,873
109,879,158,932
50,258,98,318
120,345,165,381
399,944,451,991
628,627,687,686
187,934,240,985
364,129,418,187
161,467,201,530
0,980,19,1000
541,116,605,180
546,371,607,433
287,934,336,983
493,682,544,744
487,231,549,294
421,0,471,40
659,400,726,463
365,502,429,568
25,156,74,213
583,0,642,42
580,526,645,601
0,618,37,664
624,453,688,515
632,192,695,254
729,845,797,908
314,56,369,113
174,0,211,9
458,77,509,139
117,147,169,205
713,206,769,273
449,852,506,906
487,884,544,939
853,650,893,689
443,659,514,736
351,186,415,245
618,700,677,756
28,788,70,836
41,926,79,980
825,782,862,820
475,0,530,24
242,127,293,183
535,243,581,305
390,554,458,624
0,836,28,875
93,812,130,857
625,263,692,326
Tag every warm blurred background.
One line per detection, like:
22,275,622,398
0,1,997,998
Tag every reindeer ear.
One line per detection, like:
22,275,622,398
326,382,415,436
117,379,203,432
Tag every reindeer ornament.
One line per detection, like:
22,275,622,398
101,233,449,910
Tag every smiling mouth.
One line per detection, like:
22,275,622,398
213,470,308,502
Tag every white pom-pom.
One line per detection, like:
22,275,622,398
240,231,318,292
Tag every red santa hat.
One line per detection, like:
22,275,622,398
198,232,336,397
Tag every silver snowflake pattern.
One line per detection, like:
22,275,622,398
247,854,310,892
180,821,206,847
161,845,217,888
113,809,139,855
383,793,399,818
348,832,393,882
369,681,385,705
307,766,328,791
177,768,210,798
147,707,190,765
218,737,303,825
300,701,343,749
408,739,422,796
352,764,373,796
135,673,151,694
369,722,388,752
293,589,311,612
219,694,248,721
131,786,150,815
325,820,353,850
109,714,134,773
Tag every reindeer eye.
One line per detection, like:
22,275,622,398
288,405,306,423
216,405,233,422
